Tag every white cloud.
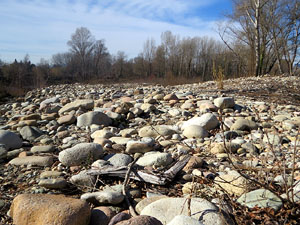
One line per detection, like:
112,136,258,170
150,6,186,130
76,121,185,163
0,0,222,63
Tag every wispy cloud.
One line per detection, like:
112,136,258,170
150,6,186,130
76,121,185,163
0,0,228,63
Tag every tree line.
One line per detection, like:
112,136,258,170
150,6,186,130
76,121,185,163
0,0,299,97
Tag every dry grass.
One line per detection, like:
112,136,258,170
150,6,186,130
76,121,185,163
212,61,225,89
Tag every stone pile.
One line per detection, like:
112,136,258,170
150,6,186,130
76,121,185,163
0,76,300,224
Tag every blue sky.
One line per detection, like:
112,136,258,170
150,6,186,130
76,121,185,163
0,0,232,63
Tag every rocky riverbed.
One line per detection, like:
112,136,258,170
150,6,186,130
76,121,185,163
1,75,300,225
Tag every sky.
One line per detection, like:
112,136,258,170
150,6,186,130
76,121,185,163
0,0,232,64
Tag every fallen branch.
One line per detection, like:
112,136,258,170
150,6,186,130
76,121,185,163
87,155,191,185
123,156,140,217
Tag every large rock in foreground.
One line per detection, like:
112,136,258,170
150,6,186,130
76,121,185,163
0,130,23,150
9,194,91,225
141,197,229,225
59,143,103,166
116,215,163,225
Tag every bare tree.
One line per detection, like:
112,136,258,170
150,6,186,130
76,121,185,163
67,27,95,80
143,38,156,77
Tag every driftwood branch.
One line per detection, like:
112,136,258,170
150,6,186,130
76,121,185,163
123,156,140,217
87,155,191,185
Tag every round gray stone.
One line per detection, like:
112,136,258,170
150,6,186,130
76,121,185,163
58,143,103,166
77,111,112,127
0,130,23,150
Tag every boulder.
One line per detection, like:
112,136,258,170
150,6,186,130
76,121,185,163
167,215,204,225
141,197,227,225
9,194,91,225
0,130,23,150
116,215,163,225
135,196,168,214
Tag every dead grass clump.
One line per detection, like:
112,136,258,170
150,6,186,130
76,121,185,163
212,61,225,89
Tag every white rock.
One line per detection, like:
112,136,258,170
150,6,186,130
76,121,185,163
167,215,204,225
214,97,235,109
182,125,209,139
136,151,173,167
182,113,219,131
141,197,227,225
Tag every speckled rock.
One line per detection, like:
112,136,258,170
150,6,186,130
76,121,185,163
9,194,91,225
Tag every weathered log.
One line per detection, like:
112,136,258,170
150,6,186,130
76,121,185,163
87,155,191,185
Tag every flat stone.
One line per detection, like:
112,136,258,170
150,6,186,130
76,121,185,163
136,151,173,167
30,145,55,153
237,189,282,211
120,128,137,137
40,97,59,110
139,125,176,138
59,143,103,166
9,156,53,167
38,178,68,189
10,194,90,225
110,137,133,145
57,114,76,125
40,171,64,179
59,99,94,114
